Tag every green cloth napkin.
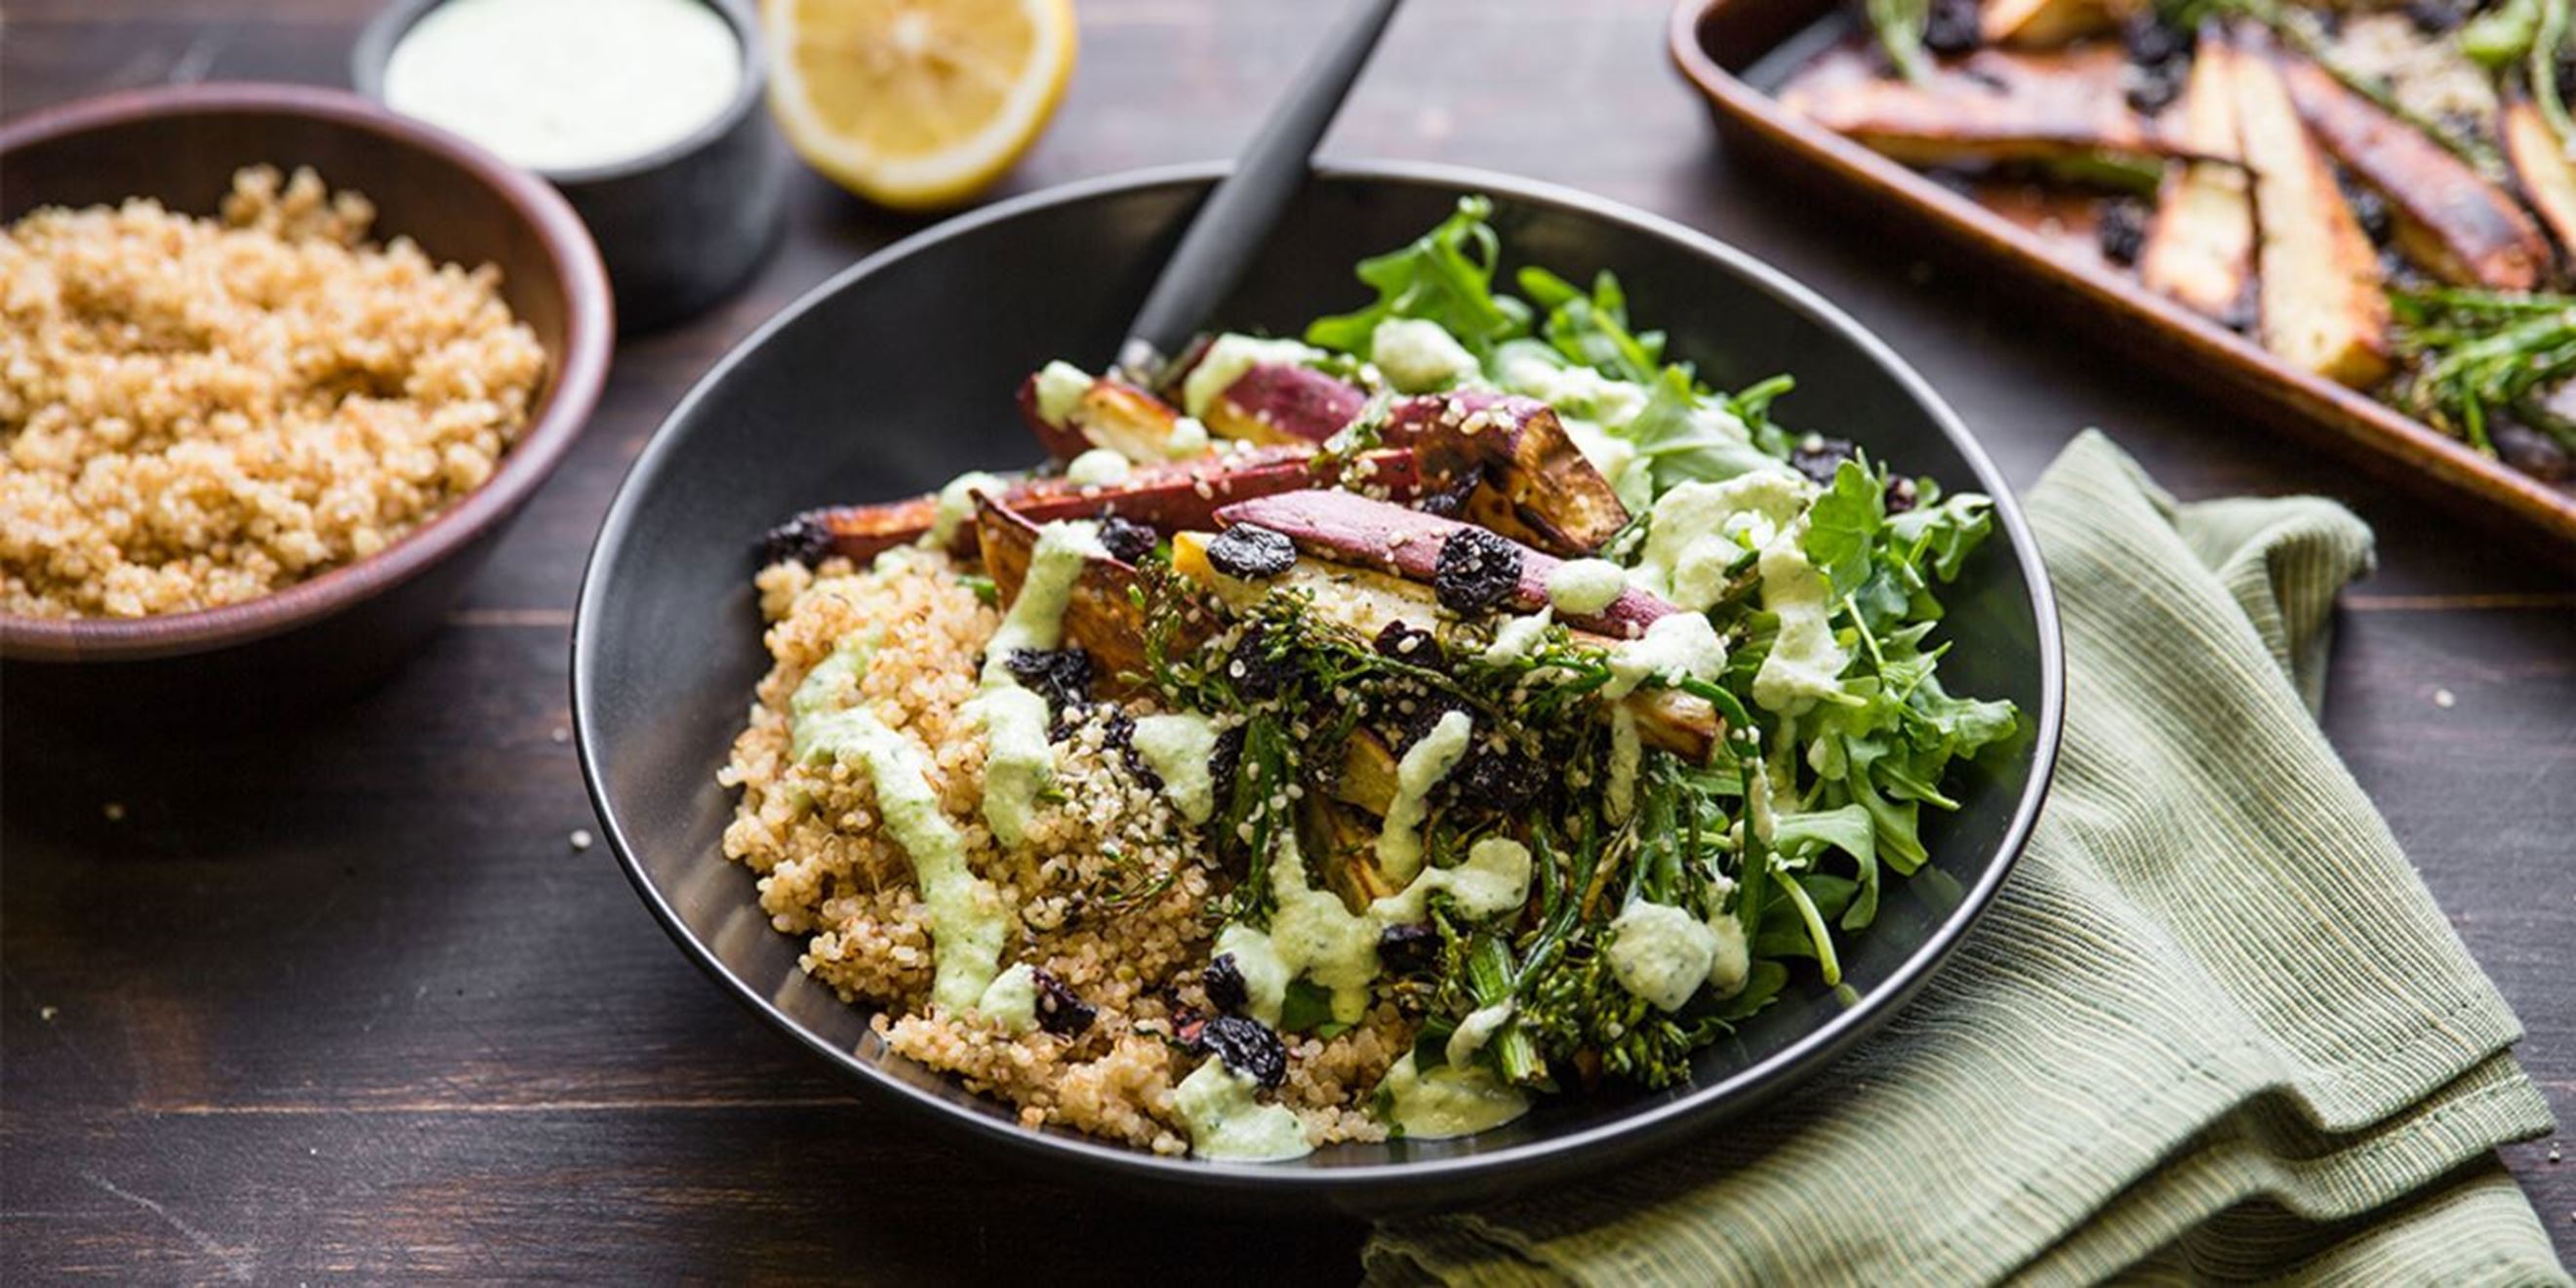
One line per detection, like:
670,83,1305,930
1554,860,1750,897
1367,432,2564,1286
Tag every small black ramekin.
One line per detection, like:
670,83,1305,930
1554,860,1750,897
351,0,785,333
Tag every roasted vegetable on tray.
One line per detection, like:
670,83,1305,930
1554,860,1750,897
1788,0,2576,482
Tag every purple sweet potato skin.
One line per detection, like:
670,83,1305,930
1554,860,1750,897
1015,373,1097,462
1214,489,1672,637
793,449,1426,564
1207,364,1369,443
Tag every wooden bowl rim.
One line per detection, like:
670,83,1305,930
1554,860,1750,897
0,81,614,662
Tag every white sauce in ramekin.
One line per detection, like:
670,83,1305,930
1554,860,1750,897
382,0,743,173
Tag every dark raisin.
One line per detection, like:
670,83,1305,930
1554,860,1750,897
1205,523,1297,579
2120,13,2186,66
1453,744,1547,813
2096,198,2150,266
2493,418,2575,483
1225,624,1300,700
1884,475,1920,516
1373,620,1446,668
758,511,834,567
1096,515,1157,565
1194,1014,1288,1088
2119,17,2192,119
1209,724,1247,802
1788,435,1858,486
1202,953,1249,1014
1031,968,1097,1037
1005,647,1092,708
1432,527,1522,616
2402,0,2473,31
1377,922,1440,975
1922,0,1979,53
2343,181,2394,245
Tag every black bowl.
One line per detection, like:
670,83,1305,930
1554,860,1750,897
573,162,2064,1212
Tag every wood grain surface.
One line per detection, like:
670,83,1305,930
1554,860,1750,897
4,1,2567,1281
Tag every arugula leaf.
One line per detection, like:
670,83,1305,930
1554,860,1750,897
1769,803,1882,930
1305,196,1531,358
1803,459,1886,595
1520,266,1667,384
1887,493,1994,584
1618,368,1787,494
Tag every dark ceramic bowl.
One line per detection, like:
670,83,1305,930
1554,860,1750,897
573,162,2064,1212
0,82,612,719
352,0,787,333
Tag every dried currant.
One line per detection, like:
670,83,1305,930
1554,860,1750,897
1884,474,1920,516
1453,743,1546,813
1225,624,1300,700
1205,523,1297,579
1195,1013,1288,1088
1377,922,1440,976
1006,647,1093,707
1202,953,1249,1014
1922,0,1979,54
1373,620,1446,668
1788,435,1858,486
1096,515,1157,565
1208,724,1247,803
1030,968,1098,1037
2096,198,2150,266
758,511,834,567
1432,527,1521,616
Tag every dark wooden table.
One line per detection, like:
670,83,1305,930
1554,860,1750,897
6,1,2568,1280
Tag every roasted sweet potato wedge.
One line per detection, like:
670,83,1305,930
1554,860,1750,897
1384,393,1630,555
2280,57,2548,292
2139,32,2256,324
1332,729,1403,817
765,446,1425,566
1210,490,1675,639
1016,369,1197,463
974,497,1155,693
1200,363,1370,445
2504,98,2576,258
1781,45,2200,167
1170,530,1721,761
2228,31,2390,386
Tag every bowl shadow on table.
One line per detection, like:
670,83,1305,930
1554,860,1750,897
578,163,2056,1211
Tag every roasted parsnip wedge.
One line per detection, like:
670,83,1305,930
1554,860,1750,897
1383,393,1630,555
1781,45,2198,167
2280,57,2547,292
2504,98,2576,259
2139,32,2255,323
1016,369,1197,463
1982,0,2127,48
2228,33,2390,386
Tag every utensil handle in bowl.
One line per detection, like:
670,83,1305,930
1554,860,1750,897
1116,0,1403,379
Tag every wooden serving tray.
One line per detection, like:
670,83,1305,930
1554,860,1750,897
1669,0,2576,549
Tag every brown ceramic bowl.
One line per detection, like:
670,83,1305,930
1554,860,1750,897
0,83,612,719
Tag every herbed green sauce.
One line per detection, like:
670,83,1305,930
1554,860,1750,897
1174,1059,1311,1161
1379,1052,1531,1140
965,519,1105,848
790,635,1008,1014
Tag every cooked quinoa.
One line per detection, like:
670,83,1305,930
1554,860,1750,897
0,165,547,619
722,554,1407,1154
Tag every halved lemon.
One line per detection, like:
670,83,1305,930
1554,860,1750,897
762,0,1077,211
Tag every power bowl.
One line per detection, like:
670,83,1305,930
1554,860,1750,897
573,162,2063,1211
0,83,612,719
